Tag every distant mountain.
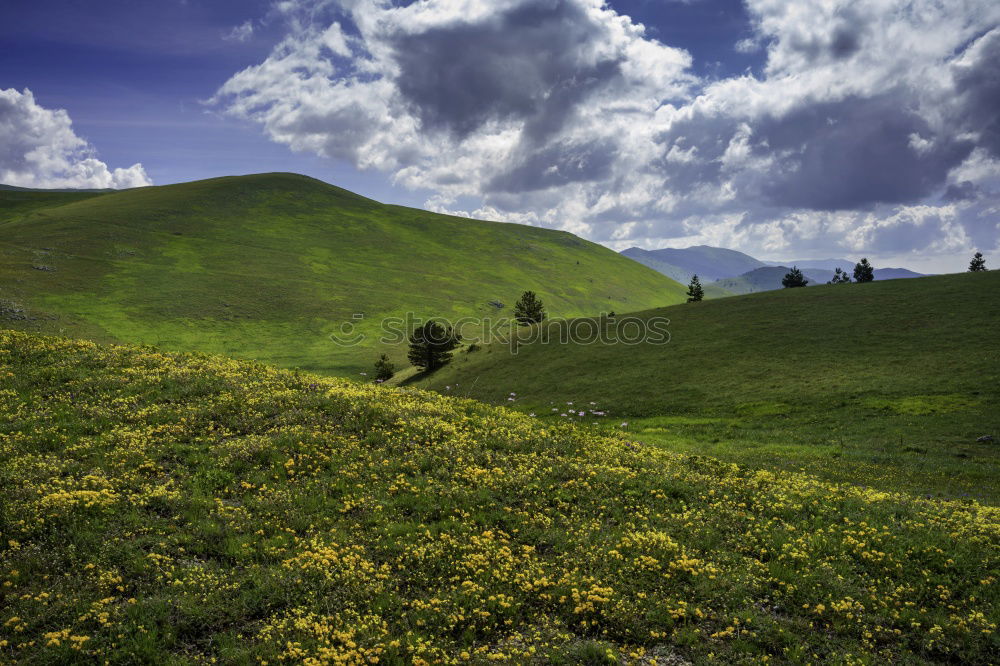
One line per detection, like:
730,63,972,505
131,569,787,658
621,245,767,283
764,258,855,271
712,265,926,294
712,266,800,294
875,267,926,280
621,244,928,296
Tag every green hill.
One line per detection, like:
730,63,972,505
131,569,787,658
412,272,1000,501
2,329,999,663
0,173,685,375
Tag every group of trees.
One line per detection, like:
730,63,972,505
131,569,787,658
688,252,990,297
776,258,872,289
372,290,548,380
785,258,875,288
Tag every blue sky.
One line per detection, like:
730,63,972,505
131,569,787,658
0,0,761,199
2,0,998,271
0,0,403,199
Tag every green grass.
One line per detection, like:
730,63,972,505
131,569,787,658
2,329,998,663
0,173,685,376
412,272,1000,502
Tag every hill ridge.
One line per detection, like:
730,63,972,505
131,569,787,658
0,173,686,375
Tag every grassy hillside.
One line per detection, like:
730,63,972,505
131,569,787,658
0,173,685,375
413,272,1000,502
2,329,999,663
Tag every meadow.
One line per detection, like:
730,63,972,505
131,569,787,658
1,329,998,664
412,272,1000,504
0,174,684,377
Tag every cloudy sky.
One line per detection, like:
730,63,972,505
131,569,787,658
3,0,998,271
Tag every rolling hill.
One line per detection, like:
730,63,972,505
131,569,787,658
2,328,998,663
411,272,1000,501
0,173,685,375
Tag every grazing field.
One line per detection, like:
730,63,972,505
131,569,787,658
1,329,998,663
0,174,684,376
412,272,1000,503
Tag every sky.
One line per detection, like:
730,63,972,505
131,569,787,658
1,0,998,272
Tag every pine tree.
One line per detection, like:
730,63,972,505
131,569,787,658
407,320,461,371
853,258,874,283
513,291,546,326
827,267,851,284
686,274,704,302
781,266,809,288
969,252,987,272
373,353,395,382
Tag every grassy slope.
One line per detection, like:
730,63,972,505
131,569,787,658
413,272,1000,502
0,173,685,375
2,329,998,663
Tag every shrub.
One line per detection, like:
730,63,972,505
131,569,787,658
373,354,395,382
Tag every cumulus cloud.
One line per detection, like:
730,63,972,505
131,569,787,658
213,0,1000,264
0,88,151,189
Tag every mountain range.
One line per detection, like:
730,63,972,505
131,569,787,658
622,244,925,293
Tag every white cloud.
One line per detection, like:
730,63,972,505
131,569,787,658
224,20,255,43
213,0,1000,266
0,88,151,189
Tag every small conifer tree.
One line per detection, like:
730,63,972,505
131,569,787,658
781,266,809,288
853,258,875,283
969,252,987,272
686,274,705,302
513,291,546,326
373,353,395,382
407,320,460,371
828,267,851,284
